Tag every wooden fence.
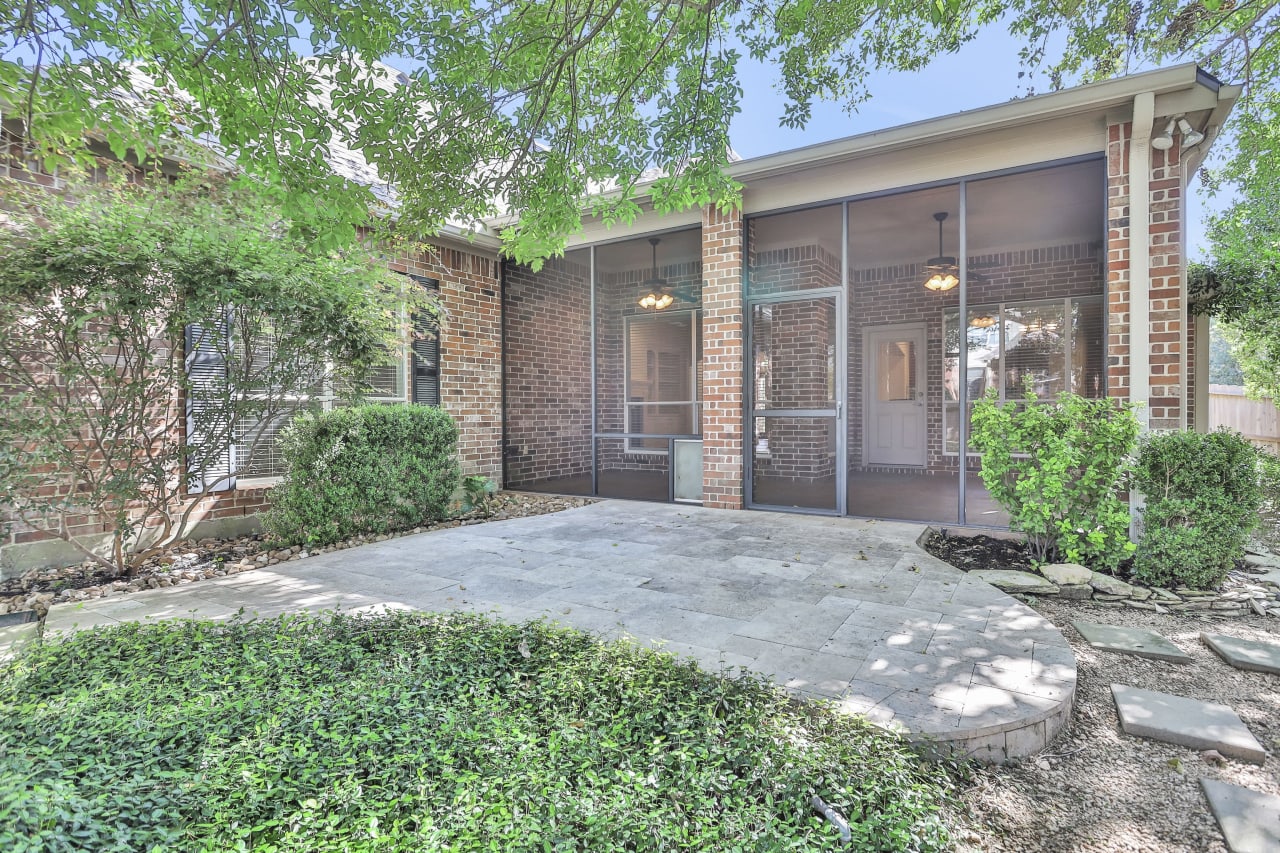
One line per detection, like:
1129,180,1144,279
1209,384,1280,454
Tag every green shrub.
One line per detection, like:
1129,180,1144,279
969,387,1140,570
0,612,957,851
1132,429,1264,589
264,405,460,547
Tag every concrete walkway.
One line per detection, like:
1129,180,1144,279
42,500,1075,761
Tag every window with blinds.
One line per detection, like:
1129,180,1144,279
219,276,427,481
624,310,700,451
942,295,1105,454
408,274,441,406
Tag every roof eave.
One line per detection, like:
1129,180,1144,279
727,63,1219,183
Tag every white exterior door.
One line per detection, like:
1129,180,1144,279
865,325,927,466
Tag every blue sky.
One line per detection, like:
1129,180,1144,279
726,26,1228,259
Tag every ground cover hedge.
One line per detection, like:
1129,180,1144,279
0,612,957,851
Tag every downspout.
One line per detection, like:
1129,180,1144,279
1130,92,1154,434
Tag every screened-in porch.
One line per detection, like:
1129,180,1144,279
745,157,1107,525
503,228,706,503
503,156,1108,528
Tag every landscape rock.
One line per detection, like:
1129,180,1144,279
1089,572,1136,597
1040,563,1092,586
1058,583,1095,600
1244,552,1280,570
969,569,1059,595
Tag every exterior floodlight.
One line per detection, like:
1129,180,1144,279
1151,119,1175,151
1177,117,1206,148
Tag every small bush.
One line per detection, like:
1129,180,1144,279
1132,429,1264,589
264,405,460,547
969,387,1140,570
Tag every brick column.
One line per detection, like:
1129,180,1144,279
1148,141,1186,430
701,205,745,508
1106,120,1133,405
1105,119,1187,430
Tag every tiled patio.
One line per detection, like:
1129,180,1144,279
41,500,1076,761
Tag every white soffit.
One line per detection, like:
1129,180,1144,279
729,63,1219,185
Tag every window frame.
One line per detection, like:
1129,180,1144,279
622,308,701,454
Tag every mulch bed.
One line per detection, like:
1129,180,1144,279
921,531,1038,574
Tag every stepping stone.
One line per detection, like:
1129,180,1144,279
1073,621,1192,663
1201,778,1280,853
1202,633,1280,675
1111,684,1266,765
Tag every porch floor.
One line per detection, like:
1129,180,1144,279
518,469,1012,527
42,500,1073,761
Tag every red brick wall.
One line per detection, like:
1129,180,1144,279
1107,121,1133,404
701,205,745,508
389,244,503,481
502,256,592,486
1149,141,1186,429
1106,119,1188,430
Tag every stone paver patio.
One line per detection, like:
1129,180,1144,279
41,500,1075,761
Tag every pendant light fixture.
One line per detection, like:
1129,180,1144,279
923,211,960,292
637,237,675,310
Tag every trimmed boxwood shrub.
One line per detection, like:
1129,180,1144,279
1132,428,1263,590
263,404,460,547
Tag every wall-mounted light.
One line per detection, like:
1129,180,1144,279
923,211,959,292
969,314,997,329
1177,116,1205,148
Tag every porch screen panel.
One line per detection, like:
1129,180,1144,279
846,183,959,524
502,249,593,495
746,205,842,298
594,229,702,500
962,158,1107,525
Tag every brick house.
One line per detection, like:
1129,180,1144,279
1,63,1239,570
499,64,1238,525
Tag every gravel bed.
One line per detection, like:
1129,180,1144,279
953,598,1280,852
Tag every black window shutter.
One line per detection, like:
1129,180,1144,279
184,316,236,492
409,275,441,406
